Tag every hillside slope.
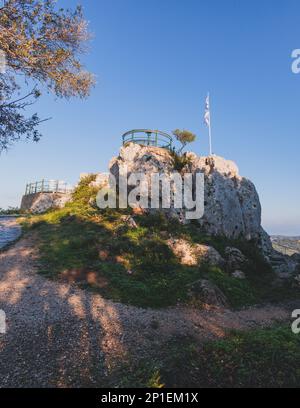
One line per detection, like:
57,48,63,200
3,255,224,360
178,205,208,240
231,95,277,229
21,175,299,310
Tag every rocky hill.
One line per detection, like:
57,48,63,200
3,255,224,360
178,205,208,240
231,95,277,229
4,145,300,388
21,143,299,280
108,143,299,278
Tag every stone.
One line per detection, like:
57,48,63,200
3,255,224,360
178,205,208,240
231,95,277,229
21,192,72,214
232,270,246,279
294,274,300,286
120,215,138,229
225,247,247,271
167,238,224,267
88,196,97,208
187,279,228,307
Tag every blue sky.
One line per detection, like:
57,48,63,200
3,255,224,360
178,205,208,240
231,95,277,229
0,0,300,235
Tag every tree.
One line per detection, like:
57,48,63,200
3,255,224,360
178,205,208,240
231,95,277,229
0,0,95,151
172,129,196,154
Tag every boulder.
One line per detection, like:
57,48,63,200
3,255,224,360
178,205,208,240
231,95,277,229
232,270,246,279
120,215,138,229
21,192,72,214
167,238,224,267
187,279,228,307
225,247,247,271
294,274,300,286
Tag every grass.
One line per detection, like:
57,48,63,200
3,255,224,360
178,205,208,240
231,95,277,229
110,324,300,388
21,175,299,309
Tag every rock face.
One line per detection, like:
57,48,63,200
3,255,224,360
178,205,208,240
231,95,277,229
109,143,264,241
20,192,72,214
187,153,262,240
109,143,300,278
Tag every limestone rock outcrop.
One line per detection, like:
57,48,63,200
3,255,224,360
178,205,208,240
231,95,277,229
187,153,262,240
20,192,72,214
108,143,300,278
109,143,264,241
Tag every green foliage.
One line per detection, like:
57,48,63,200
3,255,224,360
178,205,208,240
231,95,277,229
203,325,300,387
172,129,196,153
0,0,94,150
110,361,165,388
205,266,257,308
170,150,192,172
114,324,300,388
0,207,23,215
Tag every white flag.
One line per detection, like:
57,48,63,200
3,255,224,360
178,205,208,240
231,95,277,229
204,94,210,127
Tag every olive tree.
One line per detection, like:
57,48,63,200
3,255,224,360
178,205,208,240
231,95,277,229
0,0,95,151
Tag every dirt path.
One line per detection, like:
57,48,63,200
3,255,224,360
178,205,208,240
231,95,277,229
0,236,295,387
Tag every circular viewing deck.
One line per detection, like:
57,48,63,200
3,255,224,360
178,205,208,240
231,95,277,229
122,129,173,150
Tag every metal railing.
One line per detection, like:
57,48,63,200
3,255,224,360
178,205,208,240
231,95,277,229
122,129,173,150
24,180,72,196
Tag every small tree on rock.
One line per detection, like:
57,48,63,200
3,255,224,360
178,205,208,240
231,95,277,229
172,129,196,154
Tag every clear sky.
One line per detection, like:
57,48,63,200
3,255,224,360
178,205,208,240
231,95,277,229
0,0,300,235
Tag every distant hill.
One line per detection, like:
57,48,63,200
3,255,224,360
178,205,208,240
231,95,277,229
271,236,300,256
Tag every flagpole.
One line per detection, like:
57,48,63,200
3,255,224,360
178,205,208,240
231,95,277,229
208,92,212,156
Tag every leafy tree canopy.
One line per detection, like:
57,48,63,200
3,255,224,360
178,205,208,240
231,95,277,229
0,0,95,151
172,129,196,153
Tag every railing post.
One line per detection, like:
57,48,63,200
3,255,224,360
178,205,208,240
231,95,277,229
41,179,44,193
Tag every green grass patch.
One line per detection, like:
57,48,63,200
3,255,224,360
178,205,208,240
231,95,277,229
111,324,300,388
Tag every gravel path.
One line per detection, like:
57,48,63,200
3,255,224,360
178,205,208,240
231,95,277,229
0,236,295,388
